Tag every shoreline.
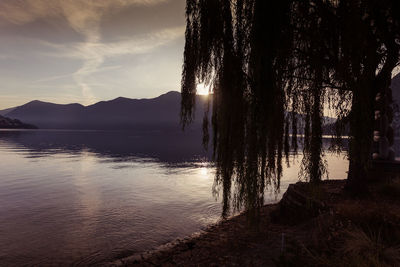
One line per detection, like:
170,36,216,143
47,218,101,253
109,203,281,266
106,202,279,266
108,178,400,266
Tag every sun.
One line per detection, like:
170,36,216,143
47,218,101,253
196,83,210,95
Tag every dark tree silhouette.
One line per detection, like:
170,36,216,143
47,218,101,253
181,0,400,216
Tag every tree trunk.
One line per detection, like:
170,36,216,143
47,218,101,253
346,160,368,194
346,41,398,192
345,76,374,193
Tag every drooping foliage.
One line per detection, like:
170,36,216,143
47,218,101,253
181,0,400,216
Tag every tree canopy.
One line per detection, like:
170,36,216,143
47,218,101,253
181,0,400,216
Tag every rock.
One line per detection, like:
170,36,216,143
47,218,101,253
272,183,329,224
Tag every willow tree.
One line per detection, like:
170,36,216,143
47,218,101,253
181,0,400,216
335,0,400,190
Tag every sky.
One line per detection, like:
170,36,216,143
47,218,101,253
0,0,187,109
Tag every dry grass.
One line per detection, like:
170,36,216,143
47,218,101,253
291,226,400,267
340,227,400,266
278,181,400,267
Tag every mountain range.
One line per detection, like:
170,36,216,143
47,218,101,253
0,73,399,133
0,91,208,131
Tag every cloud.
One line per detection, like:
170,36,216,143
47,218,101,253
0,0,167,26
47,25,183,104
34,65,122,83
0,0,171,104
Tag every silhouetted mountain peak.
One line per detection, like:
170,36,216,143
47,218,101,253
114,96,130,101
23,100,84,108
156,91,181,100
87,96,134,110
26,100,46,105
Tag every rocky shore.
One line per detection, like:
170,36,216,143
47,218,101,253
108,179,400,266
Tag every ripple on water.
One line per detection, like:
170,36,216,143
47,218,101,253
0,131,349,265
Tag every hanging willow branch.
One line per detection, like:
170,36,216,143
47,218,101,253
181,0,400,216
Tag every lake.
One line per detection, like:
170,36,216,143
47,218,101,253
0,130,349,266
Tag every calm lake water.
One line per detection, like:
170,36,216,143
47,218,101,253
0,130,349,266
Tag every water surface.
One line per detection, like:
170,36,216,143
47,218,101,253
0,130,349,266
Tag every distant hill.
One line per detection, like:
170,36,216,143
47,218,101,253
0,115,36,129
1,91,208,130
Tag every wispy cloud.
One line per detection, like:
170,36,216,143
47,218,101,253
0,0,173,104
34,65,122,83
0,0,167,26
71,26,183,103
